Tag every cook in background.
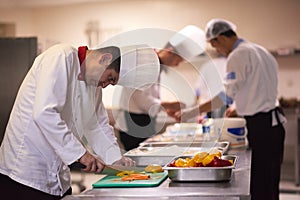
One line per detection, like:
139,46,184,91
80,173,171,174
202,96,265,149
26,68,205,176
173,18,286,200
0,43,160,199
115,25,206,151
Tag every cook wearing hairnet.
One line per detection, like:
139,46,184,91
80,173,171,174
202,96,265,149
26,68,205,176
115,25,206,151
0,43,160,199
174,18,286,200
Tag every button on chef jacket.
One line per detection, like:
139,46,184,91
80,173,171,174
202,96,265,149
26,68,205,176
0,44,122,196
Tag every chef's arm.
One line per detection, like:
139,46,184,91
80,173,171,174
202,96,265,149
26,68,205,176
91,101,135,166
162,101,186,117
129,89,162,117
199,95,224,113
174,92,232,122
129,88,186,118
78,88,122,165
161,101,186,111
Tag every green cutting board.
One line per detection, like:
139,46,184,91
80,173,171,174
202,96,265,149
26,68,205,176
92,172,168,188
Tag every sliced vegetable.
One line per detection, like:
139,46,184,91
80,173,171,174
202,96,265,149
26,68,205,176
192,152,209,163
116,170,135,177
145,164,163,173
121,174,151,181
168,151,233,168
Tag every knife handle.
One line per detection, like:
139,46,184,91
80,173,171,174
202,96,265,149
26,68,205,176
69,162,99,170
69,162,86,169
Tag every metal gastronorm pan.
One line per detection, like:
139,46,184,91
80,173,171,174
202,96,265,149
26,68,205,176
163,155,237,182
124,141,229,166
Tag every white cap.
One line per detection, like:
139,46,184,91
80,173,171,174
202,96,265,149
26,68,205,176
168,25,206,60
117,44,160,89
205,18,237,41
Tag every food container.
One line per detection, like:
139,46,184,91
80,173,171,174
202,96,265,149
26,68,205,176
163,155,237,182
214,118,248,148
124,141,229,166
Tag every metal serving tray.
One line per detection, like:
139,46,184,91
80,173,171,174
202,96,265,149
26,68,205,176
163,155,237,182
124,141,229,166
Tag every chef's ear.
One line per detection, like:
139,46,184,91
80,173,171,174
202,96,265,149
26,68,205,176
165,47,174,52
99,53,113,65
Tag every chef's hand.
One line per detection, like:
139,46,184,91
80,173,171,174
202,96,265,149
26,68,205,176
163,101,186,118
112,156,136,167
174,105,201,122
224,106,238,117
79,151,105,173
162,101,186,111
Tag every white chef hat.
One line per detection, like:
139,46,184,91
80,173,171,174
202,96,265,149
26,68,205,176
205,18,237,41
168,25,206,60
117,44,160,89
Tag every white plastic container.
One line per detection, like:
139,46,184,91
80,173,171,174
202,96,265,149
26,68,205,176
213,118,248,148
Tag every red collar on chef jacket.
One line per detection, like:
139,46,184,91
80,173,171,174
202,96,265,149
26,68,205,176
77,46,88,81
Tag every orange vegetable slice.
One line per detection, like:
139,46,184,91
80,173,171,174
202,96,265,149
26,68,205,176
121,174,151,181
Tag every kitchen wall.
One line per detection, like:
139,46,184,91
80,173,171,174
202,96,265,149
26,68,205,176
0,0,300,107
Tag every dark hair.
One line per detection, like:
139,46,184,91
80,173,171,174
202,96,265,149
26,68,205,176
96,46,121,73
219,30,237,38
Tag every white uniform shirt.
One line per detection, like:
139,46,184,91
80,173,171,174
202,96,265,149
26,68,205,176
224,40,279,116
115,79,161,132
0,44,121,196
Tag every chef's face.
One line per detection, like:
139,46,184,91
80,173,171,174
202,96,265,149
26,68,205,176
209,36,231,57
85,52,119,87
97,68,119,88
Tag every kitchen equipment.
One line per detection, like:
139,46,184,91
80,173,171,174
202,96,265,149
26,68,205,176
124,141,229,166
69,162,144,176
214,118,248,148
103,165,145,176
163,155,237,182
0,37,37,144
92,171,168,188
145,122,222,143
165,123,203,135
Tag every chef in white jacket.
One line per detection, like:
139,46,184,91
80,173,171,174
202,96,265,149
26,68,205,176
174,19,286,200
115,25,206,151
0,43,159,199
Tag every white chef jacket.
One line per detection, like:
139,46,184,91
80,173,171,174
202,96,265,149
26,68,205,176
0,44,122,196
223,40,279,116
115,79,161,132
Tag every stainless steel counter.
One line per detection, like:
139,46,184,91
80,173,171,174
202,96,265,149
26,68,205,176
63,149,251,200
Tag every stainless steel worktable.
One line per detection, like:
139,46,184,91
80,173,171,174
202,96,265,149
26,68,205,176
63,149,251,200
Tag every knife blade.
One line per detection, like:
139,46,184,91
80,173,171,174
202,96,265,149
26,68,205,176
68,162,145,175
103,165,145,176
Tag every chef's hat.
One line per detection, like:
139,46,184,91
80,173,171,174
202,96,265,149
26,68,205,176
168,25,206,60
205,18,237,41
117,44,160,89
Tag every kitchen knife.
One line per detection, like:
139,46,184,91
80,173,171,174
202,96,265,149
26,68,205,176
69,162,145,176
102,165,145,176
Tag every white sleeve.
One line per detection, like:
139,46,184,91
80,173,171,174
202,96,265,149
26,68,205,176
224,50,248,99
83,88,122,164
132,89,161,116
